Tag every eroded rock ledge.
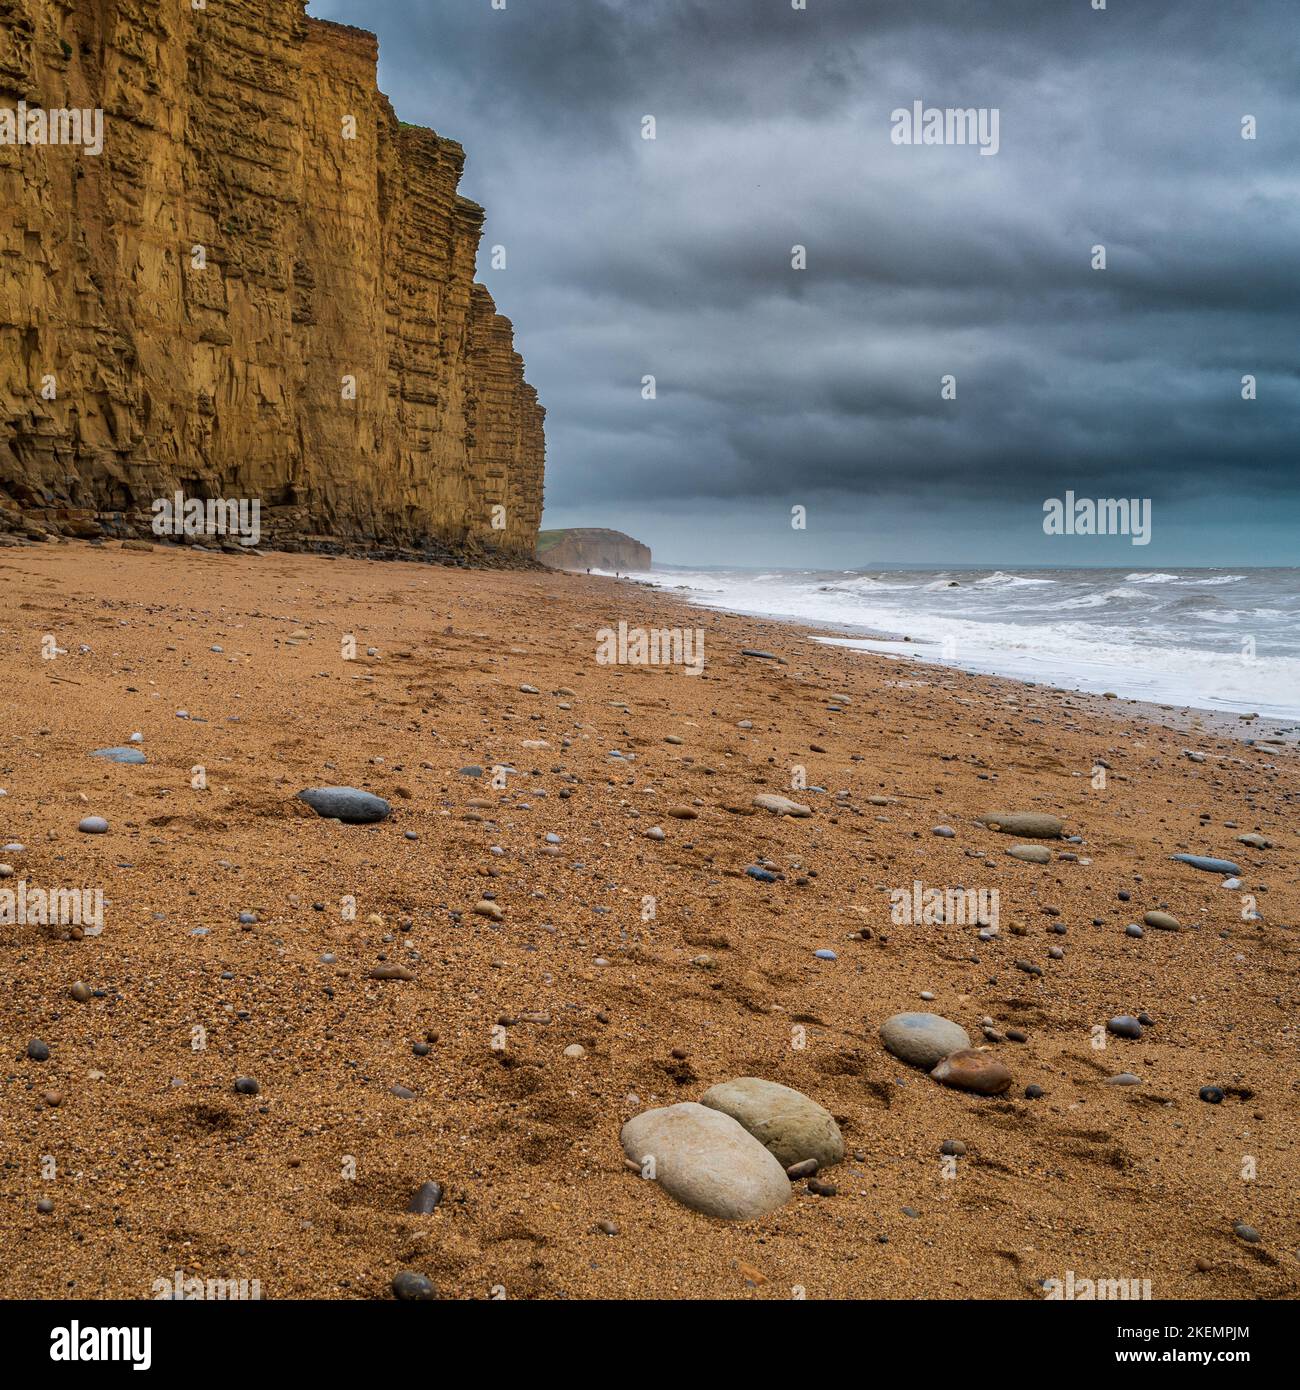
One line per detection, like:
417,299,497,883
0,1,544,564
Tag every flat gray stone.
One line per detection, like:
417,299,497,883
297,786,392,823
90,746,147,765
976,811,1064,839
699,1077,844,1169
881,1012,971,1069
620,1102,791,1221
1007,844,1051,864
1143,910,1180,931
1171,854,1241,875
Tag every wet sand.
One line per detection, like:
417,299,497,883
0,542,1296,1300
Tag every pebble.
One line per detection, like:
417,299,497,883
369,964,415,981
1198,1086,1225,1104
881,1012,972,1069
976,811,1064,839
940,1139,967,1157
406,1181,444,1214
744,866,778,882
596,1219,619,1236
563,1044,586,1058
1107,1016,1144,1040
1125,924,1144,938
70,982,92,1003
36,1198,54,1214
930,1049,1012,1096
233,1076,260,1095
297,786,392,823
391,1271,437,1300
932,826,955,838
786,1158,819,1180
473,899,504,921
620,1102,792,1220
644,826,665,840
1007,845,1051,864
699,1077,844,1170
27,1039,50,1061
1235,833,1272,849
1024,1084,1045,1099
1171,854,1241,875
1233,1222,1261,1244
1105,1072,1142,1086
89,746,147,764
752,793,812,817
813,948,837,961
1143,910,1180,931
77,816,109,834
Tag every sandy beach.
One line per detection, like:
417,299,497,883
0,541,1296,1300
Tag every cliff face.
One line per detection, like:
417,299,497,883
0,1,543,557
538,528,651,573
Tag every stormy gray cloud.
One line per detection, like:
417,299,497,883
309,0,1300,565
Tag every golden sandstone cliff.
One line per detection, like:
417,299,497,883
0,0,544,559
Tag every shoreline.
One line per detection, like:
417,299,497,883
1,542,1296,1300
629,573,1300,743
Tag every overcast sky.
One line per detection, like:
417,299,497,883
309,0,1299,568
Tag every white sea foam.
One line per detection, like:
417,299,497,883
624,565,1300,719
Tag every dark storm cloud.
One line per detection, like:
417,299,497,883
309,0,1300,564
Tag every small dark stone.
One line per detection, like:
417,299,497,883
27,1040,50,1062
786,1158,819,1180
233,1076,259,1095
391,1270,437,1300
406,1181,444,1214
1199,1086,1225,1104
940,1139,966,1156
807,1178,837,1196
1107,1015,1143,1040
36,1198,54,1214
1024,1084,1045,1099
1233,1222,1261,1244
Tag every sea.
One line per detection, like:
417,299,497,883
625,566,1300,722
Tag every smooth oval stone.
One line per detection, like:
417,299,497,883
1125,924,1144,938
1171,854,1241,875
976,811,1064,839
1143,910,1180,931
1235,834,1273,849
406,1181,444,1214
1199,1086,1225,1104
620,1102,792,1220
297,786,392,823
813,948,837,961
1105,1072,1142,1086
930,1049,1012,1096
77,816,109,834
940,1139,967,1156
233,1076,260,1095
1007,844,1051,864
744,865,778,882
699,1077,844,1170
89,746,147,765
751,793,812,817
1233,1222,1260,1243
881,1012,972,1069
932,826,956,838
1107,1015,1143,1040
391,1271,437,1300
